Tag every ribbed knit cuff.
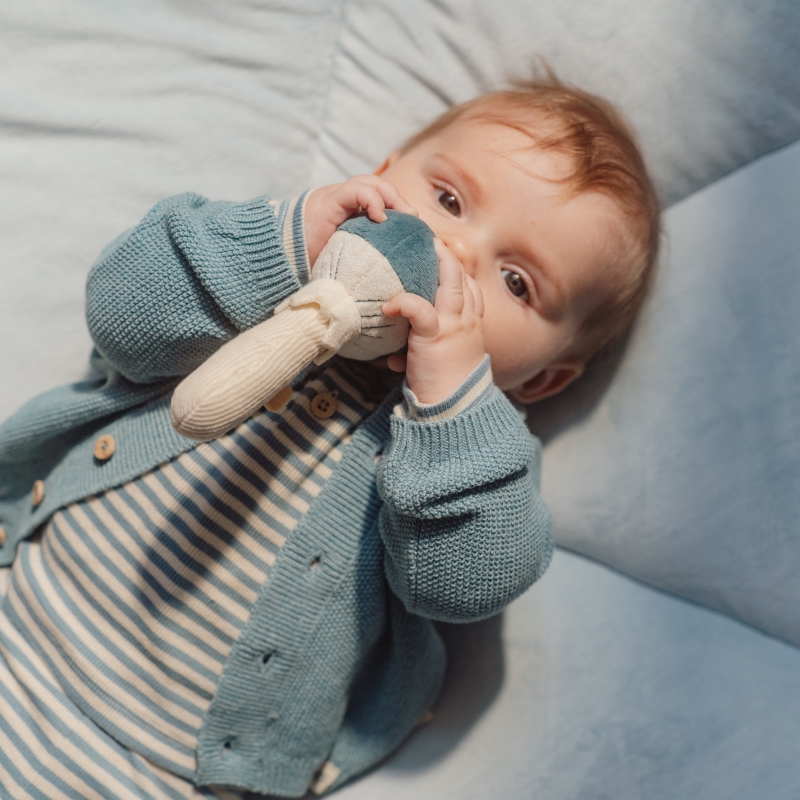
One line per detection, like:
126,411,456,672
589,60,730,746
183,194,306,330
393,355,494,422
268,192,312,285
383,388,537,509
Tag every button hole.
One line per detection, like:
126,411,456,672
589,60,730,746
222,737,235,756
309,556,321,571
260,651,273,668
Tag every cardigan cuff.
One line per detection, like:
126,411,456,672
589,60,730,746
393,355,494,422
383,385,537,508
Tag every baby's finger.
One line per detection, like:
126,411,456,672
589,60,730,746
433,239,465,315
333,181,387,223
353,175,418,218
461,265,475,316
371,177,417,217
386,352,408,373
465,274,485,318
357,186,388,223
383,292,440,339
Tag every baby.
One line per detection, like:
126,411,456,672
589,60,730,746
0,80,658,799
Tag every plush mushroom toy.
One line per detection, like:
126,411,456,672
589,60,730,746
171,211,439,441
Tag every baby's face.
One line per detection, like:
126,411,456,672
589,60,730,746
377,115,627,400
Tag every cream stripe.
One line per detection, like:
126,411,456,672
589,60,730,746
0,765,36,800
70,502,234,652
319,373,376,424
179,451,294,540
139,752,237,800
6,571,195,772
407,370,494,422
138,464,275,576
325,369,374,408
0,617,195,800
269,410,347,469
284,402,357,453
108,486,257,617
152,465,283,558
235,420,333,483
0,707,107,800
41,528,217,703
213,435,318,511
257,377,361,456
444,371,494,415
282,196,299,277
140,756,206,800
0,662,156,800
197,438,309,515
138,472,276,575
14,546,203,742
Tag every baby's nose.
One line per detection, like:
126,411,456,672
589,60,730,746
440,235,474,274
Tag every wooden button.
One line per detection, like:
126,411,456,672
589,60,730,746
93,434,116,461
31,480,45,507
264,385,293,413
0,526,6,546
310,392,337,420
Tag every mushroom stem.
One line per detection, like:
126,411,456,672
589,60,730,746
171,304,331,441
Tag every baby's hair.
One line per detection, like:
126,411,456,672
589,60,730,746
400,77,661,361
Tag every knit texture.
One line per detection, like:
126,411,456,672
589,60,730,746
86,193,305,384
3,362,378,787
0,193,552,797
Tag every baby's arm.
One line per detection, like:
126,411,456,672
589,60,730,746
86,193,308,383
87,179,414,384
377,379,552,623
378,239,552,622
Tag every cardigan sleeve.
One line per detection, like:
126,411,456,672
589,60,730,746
85,192,310,384
376,382,553,623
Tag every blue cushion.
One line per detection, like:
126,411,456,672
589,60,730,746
535,138,800,646
335,550,800,800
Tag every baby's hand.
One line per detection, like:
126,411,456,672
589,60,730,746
304,176,417,267
382,239,486,405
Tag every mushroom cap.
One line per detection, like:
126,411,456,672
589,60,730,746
337,211,438,305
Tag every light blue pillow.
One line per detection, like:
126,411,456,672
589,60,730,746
534,139,800,646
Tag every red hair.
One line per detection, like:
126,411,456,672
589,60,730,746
400,78,661,358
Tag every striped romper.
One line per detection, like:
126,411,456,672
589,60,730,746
0,189,517,799
0,358,387,799
0,348,495,800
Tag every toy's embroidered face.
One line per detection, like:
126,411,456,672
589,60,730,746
376,117,628,400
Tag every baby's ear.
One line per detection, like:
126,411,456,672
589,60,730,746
508,360,584,404
374,152,400,176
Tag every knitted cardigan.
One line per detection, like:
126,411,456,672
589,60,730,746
0,193,553,797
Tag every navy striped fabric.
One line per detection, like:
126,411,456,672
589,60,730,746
3,362,378,787
0,195,496,797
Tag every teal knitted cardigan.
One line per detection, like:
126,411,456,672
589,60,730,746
0,193,553,797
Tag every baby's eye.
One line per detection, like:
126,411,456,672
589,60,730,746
502,269,529,300
437,190,461,216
